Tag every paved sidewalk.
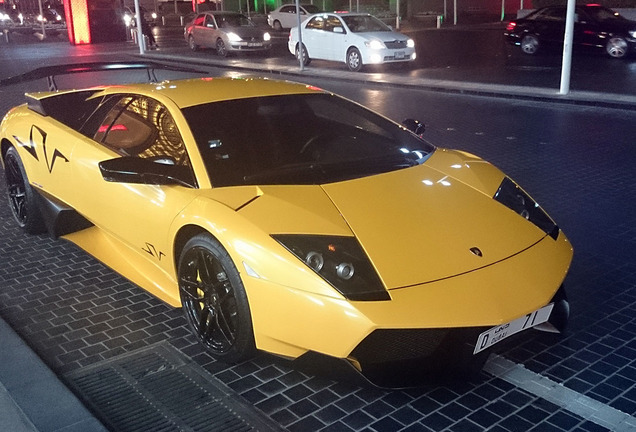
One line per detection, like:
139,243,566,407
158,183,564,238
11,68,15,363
0,318,107,432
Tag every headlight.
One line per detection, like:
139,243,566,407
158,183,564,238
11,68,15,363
407,39,415,48
226,32,242,42
263,32,271,41
272,235,390,301
151,12,157,19
629,30,636,39
365,39,385,50
494,177,559,239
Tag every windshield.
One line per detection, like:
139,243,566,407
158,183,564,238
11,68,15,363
584,6,625,22
182,93,435,187
342,15,391,32
218,13,252,27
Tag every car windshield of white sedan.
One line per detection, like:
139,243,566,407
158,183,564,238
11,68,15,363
342,15,391,32
183,93,435,187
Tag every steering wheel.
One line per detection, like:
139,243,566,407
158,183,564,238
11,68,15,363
299,133,334,160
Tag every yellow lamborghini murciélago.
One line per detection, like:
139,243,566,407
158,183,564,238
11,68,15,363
0,66,572,387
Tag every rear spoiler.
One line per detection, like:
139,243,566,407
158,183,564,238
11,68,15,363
0,61,208,91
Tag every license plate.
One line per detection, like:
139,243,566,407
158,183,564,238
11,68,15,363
473,304,554,354
394,51,405,59
247,42,262,47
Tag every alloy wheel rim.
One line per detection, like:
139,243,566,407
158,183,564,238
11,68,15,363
5,155,27,225
179,247,238,353
607,38,627,58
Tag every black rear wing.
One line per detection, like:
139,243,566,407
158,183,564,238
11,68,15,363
0,61,208,91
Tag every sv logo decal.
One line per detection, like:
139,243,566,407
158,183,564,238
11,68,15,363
143,243,166,261
14,125,69,173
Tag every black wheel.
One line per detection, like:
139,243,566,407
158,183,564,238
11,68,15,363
606,36,628,59
520,34,539,55
346,47,363,72
295,43,311,65
178,234,256,363
3,146,45,234
216,38,228,57
188,35,199,51
273,20,282,31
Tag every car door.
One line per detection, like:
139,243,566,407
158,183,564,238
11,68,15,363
533,7,567,48
324,15,348,61
69,94,199,272
573,7,603,48
302,15,328,59
189,14,206,46
200,14,219,48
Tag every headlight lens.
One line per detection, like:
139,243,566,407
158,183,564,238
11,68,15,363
226,32,242,42
407,39,415,48
272,235,390,301
494,177,559,239
263,32,271,41
365,39,385,50
629,30,636,39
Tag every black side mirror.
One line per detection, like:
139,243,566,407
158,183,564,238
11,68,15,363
402,118,425,136
99,156,195,187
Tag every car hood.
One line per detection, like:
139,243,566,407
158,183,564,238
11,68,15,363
359,31,410,42
211,151,549,289
225,26,266,38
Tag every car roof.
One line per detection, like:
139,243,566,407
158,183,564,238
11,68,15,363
97,77,326,109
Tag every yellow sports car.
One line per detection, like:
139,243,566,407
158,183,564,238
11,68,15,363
0,63,572,387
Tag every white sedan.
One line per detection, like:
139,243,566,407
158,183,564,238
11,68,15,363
267,4,321,31
289,12,415,72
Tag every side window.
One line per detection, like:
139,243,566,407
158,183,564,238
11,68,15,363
205,15,215,28
325,16,343,32
306,16,324,30
282,6,294,13
193,14,204,26
95,96,192,169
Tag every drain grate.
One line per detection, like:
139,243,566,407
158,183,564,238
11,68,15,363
65,343,281,432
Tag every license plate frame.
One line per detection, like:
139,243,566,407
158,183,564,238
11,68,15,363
474,303,554,354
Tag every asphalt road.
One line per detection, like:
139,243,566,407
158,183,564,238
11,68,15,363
152,21,636,96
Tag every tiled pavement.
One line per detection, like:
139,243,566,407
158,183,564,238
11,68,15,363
1,33,636,432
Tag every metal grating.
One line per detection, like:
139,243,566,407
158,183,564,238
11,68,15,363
65,342,281,432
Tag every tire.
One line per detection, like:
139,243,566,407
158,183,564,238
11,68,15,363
216,38,228,57
295,43,311,65
606,36,628,59
273,20,282,31
178,233,256,363
188,35,198,52
346,47,363,72
520,34,540,55
3,146,45,234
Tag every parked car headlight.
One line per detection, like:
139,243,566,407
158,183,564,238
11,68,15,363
407,39,415,48
264,32,271,41
365,39,385,50
494,177,559,239
226,32,242,42
272,234,390,301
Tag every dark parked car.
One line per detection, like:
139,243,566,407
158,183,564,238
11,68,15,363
505,4,636,59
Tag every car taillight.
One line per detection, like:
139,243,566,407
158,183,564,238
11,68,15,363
506,22,517,32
